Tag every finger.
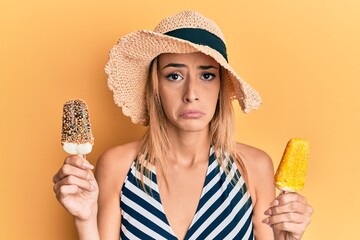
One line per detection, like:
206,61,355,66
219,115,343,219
270,192,307,207
54,163,95,184
53,156,94,183
265,212,310,226
64,155,94,170
271,221,307,237
53,175,96,193
55,184,82,199
265,201,313,217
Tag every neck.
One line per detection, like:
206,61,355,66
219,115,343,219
165,127,212,167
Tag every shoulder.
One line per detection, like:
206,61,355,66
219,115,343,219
235,143,275,203
97,141,141,167
95,141,141,188
236,143,274,176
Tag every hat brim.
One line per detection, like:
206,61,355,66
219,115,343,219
105,30,262,125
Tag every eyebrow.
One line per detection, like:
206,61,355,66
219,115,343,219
162,63,186,69
199,65,218,70
162,63,218,70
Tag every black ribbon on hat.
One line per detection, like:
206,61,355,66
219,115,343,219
164,28,228,62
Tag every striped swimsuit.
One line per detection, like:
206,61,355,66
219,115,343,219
120,147,255,239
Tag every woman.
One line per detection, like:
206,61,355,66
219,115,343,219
53,10,313,240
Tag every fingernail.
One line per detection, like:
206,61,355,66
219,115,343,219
86,173,94,180
90,183,97,191
264,209,271,215
83,160,94,169
262,218,269,224
270,199,279,207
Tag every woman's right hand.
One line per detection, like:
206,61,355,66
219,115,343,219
53,155,99,221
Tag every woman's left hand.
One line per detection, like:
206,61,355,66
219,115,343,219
262,192,313,240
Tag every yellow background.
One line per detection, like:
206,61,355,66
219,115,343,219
1,0,359,239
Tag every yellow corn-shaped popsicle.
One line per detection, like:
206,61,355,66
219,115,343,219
274,138,310,192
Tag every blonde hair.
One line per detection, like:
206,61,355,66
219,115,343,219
136,57,248,190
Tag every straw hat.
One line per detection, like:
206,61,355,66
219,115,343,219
105,10,262,125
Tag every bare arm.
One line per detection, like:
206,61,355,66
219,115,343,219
237,143,275,239
96,141,140,240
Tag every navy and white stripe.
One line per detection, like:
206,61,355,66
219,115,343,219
120,147,254,240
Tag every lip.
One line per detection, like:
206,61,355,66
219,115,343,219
179,110,205,119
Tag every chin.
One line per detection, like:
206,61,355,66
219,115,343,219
174,120,210,132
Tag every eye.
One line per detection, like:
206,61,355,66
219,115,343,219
201,73,216,81
166,73,183,81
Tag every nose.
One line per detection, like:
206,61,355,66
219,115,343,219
183,77,199,103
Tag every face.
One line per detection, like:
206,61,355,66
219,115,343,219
157,52,220,133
